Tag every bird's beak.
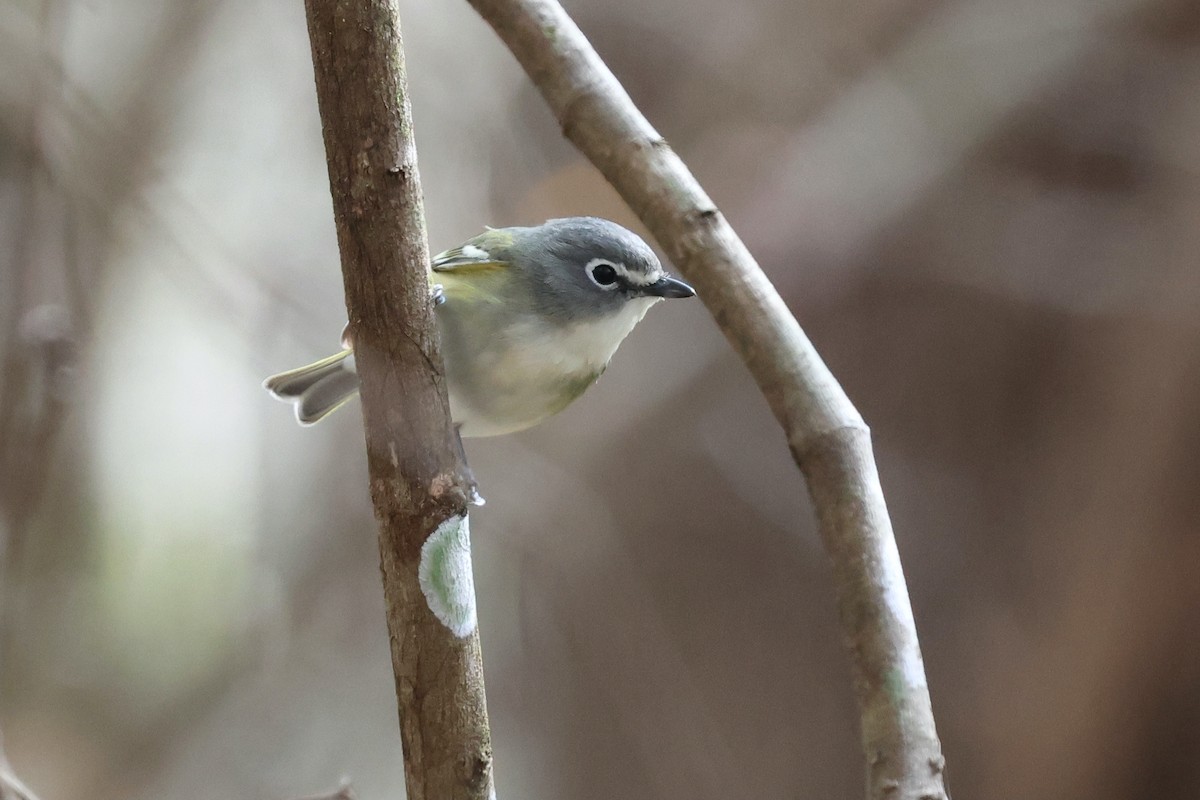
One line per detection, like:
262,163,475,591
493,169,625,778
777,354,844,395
640,275,695,299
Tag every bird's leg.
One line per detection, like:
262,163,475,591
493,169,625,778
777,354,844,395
454,423,485,506
431,283,446,306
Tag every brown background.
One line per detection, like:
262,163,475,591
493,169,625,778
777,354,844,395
2,0,1199,797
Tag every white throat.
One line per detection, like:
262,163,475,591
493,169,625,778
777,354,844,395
516,297,660,375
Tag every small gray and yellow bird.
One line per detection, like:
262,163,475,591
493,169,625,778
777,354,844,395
265,216,694,436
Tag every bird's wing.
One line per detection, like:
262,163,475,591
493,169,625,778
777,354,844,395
430,229,518,305
431,228,516,272
339,230,518,349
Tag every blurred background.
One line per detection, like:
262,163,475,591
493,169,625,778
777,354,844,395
2,0,1199,797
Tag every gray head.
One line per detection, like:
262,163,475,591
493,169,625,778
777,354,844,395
509,217,694,323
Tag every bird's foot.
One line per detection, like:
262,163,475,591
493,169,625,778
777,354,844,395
453,423,484,506
468,485,486,507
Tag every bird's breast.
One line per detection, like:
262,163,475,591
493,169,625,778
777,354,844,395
441,298,658,437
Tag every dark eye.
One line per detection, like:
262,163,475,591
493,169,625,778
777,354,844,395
588,261,620,289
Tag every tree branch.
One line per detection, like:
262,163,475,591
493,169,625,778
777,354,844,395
303,2,493,798
464,1,946,798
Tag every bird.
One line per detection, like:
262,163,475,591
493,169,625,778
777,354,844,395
264,216,695,437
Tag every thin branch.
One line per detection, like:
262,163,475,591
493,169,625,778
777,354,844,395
465,1,946,798
303,2,493,799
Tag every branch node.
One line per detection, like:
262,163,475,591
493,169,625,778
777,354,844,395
788,422,871,471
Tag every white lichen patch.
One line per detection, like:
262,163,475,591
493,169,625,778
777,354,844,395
418,514,477,637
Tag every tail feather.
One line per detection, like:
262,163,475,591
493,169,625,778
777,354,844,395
264,350,360,425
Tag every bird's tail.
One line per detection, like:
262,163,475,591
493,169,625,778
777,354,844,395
264,349,359,425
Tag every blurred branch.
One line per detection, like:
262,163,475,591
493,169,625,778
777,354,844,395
0,0,79,695
0,0,222,559
303,2,493,799
0,7,227,769
0,732,38,800
465,1,946,798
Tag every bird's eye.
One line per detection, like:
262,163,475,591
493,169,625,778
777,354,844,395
587,261,620,289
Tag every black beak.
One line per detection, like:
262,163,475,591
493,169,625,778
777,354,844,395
639,275,695,299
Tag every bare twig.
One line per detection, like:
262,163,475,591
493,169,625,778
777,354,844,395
465,1,946,798
303,2,493,799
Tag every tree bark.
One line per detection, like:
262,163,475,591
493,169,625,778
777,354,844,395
464,2,946,798
303,2,493,798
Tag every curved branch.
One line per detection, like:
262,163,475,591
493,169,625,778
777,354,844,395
465,1,946,798
303,2,493,798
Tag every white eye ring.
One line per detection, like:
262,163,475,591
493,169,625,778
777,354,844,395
586,258,624,290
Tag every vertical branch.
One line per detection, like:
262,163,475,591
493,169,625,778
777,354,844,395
464,1,945,798
302,2,493,798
